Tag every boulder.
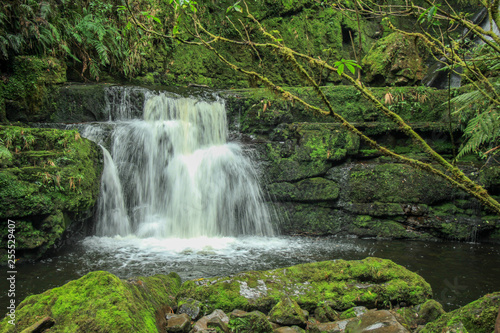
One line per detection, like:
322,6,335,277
268,296,307,326
166,313,191,333
345,309,410,332
0,271,182,333
192,309,229,332
314,301,340,322
178,298,203,320
362,32,428,86
228,310,273,333
177,258,432,314
419,292,500,333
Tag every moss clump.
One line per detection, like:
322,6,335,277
0,271,181,333
420,292,500,333
176,257,432,314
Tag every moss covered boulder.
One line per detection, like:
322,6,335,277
362,32,428,86
0,271,182,333
0,126,102,260
176,257,432,315
419,292,500,333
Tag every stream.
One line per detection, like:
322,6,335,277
2,236,499,313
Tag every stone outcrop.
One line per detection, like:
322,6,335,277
0,126,102,261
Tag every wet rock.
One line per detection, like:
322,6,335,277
228,310,273,333
191,309,229,332
345,309,410,332
269,296,307,326
178,298,203,320
308,319,354,333
207,316,229,333
0,126,103,261
167,313,192,333
340,306,368,319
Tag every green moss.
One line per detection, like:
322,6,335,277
0,271,181,333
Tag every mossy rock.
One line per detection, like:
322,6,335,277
362,32,428,86
0,271,182,333
419,292,500,333
228,310,274,333
269,296,307,326
267,177,339,202
176,257,432,315
0,126,102,260
347,163,453,204
273,203,341,235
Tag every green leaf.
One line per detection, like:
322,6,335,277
337,63,344,76
346,62,355,74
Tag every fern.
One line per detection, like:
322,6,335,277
456,108,500,160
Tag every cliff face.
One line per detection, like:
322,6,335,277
224,87,500,242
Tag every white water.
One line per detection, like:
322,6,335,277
93,89,275,238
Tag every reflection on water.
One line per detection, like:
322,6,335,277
2,236,500,312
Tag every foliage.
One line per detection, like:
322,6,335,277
0,0,169,80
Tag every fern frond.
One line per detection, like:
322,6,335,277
456,109,500,160
450,89,483,113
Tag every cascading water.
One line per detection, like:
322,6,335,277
94,89,275,239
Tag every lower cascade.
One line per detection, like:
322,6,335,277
92,89,275,238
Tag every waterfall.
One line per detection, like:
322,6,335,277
93,88,275,238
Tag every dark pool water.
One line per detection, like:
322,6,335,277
2,236,500,314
